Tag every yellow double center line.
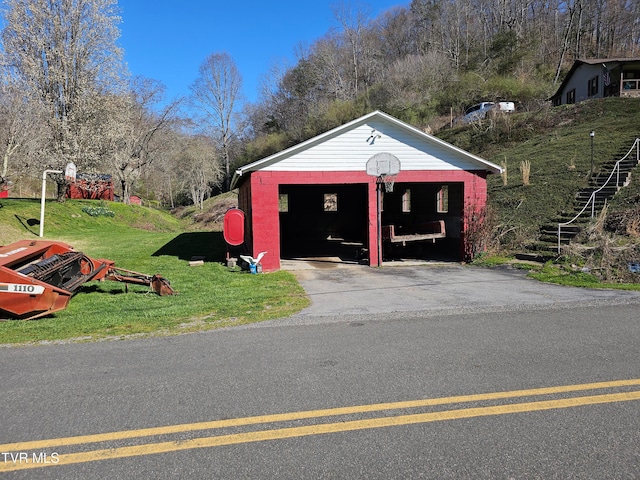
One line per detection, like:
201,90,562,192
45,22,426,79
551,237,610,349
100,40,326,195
2,379,640,471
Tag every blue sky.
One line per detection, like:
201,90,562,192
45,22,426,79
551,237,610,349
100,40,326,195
117,0,406,106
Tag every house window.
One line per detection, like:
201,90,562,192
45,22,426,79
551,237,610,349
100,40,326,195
566,89,576,104
588,76,599,97
622,73,639,90
279,193,289,213
436,185,449,213
324,193,338,212
402,189,411,213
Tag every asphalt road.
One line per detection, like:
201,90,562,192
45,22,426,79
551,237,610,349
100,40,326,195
1,264,640,479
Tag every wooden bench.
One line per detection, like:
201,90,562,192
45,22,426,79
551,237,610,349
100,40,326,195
382,220,446,246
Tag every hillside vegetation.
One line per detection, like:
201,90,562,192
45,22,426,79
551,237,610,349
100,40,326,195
439,97,640,281
442,98,640,232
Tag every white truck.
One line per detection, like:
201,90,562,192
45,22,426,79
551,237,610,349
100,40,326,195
457,101,515,124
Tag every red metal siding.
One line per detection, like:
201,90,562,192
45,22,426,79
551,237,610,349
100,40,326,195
240,169,489,271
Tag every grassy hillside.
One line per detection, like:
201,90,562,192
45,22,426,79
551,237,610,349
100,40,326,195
439,98,640,250
170,190,239,231
0,199,183,245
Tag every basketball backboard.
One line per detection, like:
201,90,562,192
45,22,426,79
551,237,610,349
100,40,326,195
366,152,401,177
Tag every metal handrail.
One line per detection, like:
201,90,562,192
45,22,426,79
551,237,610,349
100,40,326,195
557,138,640,253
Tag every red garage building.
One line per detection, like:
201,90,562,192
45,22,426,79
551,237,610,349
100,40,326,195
231,111,502,272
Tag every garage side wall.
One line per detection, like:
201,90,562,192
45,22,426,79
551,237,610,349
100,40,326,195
238,180,253,254
244,169,489,271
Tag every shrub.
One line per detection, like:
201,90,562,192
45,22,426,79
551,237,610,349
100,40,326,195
82,202,115,217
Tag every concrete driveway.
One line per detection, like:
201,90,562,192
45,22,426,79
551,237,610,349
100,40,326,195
278,260,640,322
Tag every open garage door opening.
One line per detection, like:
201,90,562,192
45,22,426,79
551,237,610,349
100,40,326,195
279,184,369,264
381,182,462,262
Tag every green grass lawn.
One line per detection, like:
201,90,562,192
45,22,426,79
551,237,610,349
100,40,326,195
0,199,309,345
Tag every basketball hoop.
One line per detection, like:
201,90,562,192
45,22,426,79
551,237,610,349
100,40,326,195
378,174,397,192
367,152,400,193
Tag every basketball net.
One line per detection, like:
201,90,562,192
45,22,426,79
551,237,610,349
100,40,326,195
378,174,397,193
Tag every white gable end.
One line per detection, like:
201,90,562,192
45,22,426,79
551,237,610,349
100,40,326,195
232,111,501,187
263,119,481,172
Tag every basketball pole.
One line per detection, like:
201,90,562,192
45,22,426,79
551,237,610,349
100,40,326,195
366,153,400,268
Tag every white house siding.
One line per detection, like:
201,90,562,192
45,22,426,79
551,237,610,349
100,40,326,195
261,119,482,172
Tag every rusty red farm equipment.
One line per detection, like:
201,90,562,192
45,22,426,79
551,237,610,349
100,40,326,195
0,240,174,320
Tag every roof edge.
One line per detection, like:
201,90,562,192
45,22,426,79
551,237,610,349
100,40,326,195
231,110,502,188
549,57,640,100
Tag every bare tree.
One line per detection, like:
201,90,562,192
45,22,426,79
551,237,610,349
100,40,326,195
0,79,48,179
190,52,242,192
267,58,325,141
332,1,372,98
310,33,352,101
410,0,470,69
376,7,417,59
384,52,453,111
1,0,125,199
177,136,222,210
553,0,581,83
104,77,177,204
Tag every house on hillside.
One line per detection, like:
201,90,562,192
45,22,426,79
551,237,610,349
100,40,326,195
550,58,640,106
230,110,502,271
